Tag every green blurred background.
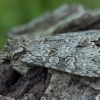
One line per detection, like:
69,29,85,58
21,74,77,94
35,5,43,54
0,0,100,49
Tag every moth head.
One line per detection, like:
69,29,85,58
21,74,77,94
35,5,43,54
0,49,12,75
13,64,30,76
0,56,11,65
0,37,29,75
0,45,12,66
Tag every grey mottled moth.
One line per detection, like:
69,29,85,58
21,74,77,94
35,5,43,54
0,30,100,77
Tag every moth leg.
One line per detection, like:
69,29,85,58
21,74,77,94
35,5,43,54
13,65,30,75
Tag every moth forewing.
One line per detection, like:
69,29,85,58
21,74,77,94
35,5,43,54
0,30,100,77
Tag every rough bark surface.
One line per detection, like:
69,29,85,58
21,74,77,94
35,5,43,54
0,95,15,100
41,70,100,100
0,67,51,100
0,4,100,100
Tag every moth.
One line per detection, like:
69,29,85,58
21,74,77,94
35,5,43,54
0,30,100,77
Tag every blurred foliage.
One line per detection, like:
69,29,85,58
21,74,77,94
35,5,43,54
0,0,100,49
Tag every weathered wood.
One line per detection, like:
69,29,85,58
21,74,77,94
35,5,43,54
0,67,51,100
7,4,87,39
